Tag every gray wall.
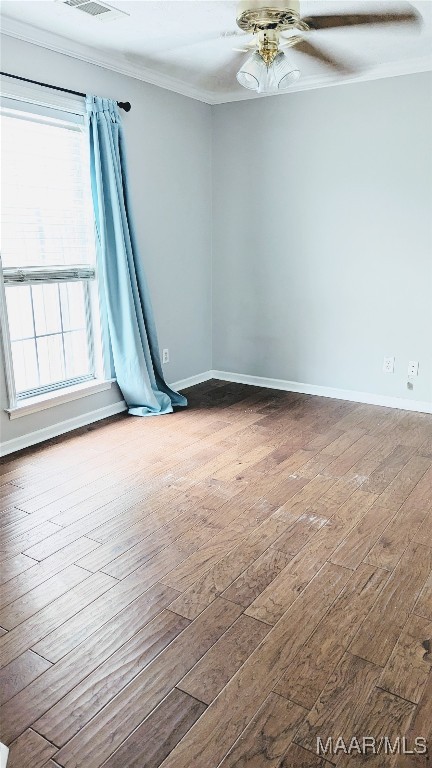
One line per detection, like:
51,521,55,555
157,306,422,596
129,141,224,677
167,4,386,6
212,72,432,403
1,35,212,445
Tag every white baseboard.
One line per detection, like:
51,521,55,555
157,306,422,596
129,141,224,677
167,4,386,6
211,370,432,414
0,373,211,458
171,371,213,391
0,742,9,768
2,368,429,457
0,400,127,457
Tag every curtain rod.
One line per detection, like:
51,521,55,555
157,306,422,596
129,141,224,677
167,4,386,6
0,71,132,112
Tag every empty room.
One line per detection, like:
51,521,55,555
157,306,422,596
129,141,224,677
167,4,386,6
0,1,431,767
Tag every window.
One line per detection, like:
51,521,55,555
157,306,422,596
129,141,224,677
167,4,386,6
1,96,110,413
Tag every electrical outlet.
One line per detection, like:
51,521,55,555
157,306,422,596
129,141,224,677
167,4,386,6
407,361,419,378
383,356,395,374
162,349,169,364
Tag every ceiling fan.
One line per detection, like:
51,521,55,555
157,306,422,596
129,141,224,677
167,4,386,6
231,0,421,93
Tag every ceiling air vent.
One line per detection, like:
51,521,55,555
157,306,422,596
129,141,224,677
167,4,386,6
57,0,129,22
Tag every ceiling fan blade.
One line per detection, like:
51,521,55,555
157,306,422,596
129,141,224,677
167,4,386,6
302,8,420,31
162,30,249,54
294,39,357,74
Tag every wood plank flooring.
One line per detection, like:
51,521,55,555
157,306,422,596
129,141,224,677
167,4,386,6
0,380,431,768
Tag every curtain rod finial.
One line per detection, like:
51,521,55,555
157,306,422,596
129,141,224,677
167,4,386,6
118,101,131,112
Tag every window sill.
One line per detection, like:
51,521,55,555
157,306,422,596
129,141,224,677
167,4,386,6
6,379,116,419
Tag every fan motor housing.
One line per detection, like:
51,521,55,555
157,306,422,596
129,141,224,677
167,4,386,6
237,0,301,31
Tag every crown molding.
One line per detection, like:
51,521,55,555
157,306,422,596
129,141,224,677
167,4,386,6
211,54,432,104
1,15,431,106
0,16,216,104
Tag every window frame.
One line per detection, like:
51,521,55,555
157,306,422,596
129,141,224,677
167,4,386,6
0,83,113,416
3,270,96,400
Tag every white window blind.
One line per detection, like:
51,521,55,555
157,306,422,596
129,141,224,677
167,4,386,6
1,107,95,270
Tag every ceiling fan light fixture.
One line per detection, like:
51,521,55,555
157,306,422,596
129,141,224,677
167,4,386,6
273,51,301,88
236,51,266,90
236,50,300,93
233,0,419,93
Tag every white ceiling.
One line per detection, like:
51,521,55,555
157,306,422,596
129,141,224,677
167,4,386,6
1,0,432,103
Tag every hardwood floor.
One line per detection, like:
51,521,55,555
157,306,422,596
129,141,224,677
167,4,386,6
0,380,431,768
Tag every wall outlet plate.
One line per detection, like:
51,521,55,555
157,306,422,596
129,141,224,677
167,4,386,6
162,349,169,364
407,361,419,378
383,356,395,374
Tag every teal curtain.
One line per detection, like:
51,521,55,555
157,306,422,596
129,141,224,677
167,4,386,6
86,96,187,416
